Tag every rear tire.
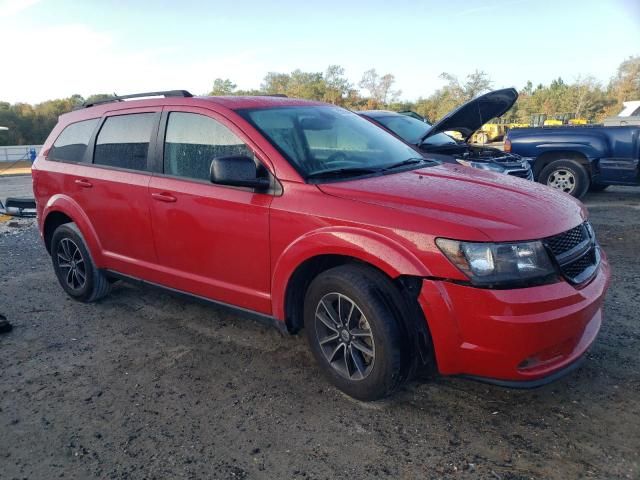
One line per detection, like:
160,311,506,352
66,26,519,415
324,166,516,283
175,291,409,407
51,223,111,302
304,265,408,401
539,159,590,199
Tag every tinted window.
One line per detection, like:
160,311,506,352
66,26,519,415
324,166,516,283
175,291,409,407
164,112,252,181
50,118,99,162
94,113,156,170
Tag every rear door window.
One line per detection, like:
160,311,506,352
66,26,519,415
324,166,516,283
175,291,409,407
94,113,156,171
49,118,100,163
163,112,252,181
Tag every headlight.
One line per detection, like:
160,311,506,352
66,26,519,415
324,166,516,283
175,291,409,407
456,159,504,172
436,238,557,288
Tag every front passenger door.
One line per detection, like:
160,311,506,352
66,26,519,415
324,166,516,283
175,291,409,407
148,108,273,314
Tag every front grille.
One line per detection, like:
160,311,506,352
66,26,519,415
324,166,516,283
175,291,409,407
546,224,587,256
544,222,599,284
562,249,597,279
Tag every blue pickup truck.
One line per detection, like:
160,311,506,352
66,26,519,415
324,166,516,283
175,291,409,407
505,125,640,198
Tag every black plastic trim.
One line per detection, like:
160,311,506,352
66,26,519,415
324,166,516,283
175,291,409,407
104,270,289,335
83,90,193,108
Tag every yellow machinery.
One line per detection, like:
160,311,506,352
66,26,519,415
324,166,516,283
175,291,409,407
470,113,589,144
471,118,511,144
532,113,589,127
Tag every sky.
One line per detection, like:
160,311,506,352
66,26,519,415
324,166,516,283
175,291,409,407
0,0,639,104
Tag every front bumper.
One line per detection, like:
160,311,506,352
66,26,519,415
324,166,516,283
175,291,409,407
418,254,611,383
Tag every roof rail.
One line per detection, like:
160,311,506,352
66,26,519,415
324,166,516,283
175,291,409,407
257,94,288,98
82,90,193,108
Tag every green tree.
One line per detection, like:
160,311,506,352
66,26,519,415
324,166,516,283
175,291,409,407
261,72,291,95
209,78,237,96
324,65,351,105
605,55,640,116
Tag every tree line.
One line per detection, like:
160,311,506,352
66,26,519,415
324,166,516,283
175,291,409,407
1,56,638,146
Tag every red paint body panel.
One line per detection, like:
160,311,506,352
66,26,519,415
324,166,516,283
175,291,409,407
419,255,610,380
32,95,612,385
147,175,272,313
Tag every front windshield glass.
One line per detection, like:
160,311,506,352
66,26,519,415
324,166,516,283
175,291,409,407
238,106,423,178
374,114,458,147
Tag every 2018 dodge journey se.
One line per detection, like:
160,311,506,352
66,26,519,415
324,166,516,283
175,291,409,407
32,90,611,400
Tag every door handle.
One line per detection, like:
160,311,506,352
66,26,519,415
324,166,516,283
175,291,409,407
74,179,92,188
151,192,177,203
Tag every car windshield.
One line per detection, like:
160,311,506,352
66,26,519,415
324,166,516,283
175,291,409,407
238,106,427,179
374,114,458,147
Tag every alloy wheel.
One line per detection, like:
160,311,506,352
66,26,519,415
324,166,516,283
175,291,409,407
314,292,375,381
56,238,87,291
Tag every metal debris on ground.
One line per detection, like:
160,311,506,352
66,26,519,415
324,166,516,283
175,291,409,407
0,197,37,217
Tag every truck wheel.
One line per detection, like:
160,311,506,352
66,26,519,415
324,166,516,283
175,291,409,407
51,223,111,302
539,159,590,198
304,265,408,401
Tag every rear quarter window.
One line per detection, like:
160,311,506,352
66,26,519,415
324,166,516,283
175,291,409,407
94,113,156,171
49,118,100,163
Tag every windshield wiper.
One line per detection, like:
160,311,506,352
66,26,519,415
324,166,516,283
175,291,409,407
306,166,380,180
381,157,432,172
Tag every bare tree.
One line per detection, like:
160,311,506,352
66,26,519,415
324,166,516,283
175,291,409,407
359,68,401,105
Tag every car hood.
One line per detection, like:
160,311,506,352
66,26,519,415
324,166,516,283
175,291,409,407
424,88,518,142
317,164,586,242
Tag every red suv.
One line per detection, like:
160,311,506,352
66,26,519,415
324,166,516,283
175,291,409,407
32,91,610,400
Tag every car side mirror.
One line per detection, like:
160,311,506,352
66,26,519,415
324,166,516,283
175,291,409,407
210,155,271,190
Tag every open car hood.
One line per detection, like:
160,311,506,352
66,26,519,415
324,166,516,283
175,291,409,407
424,88,518,142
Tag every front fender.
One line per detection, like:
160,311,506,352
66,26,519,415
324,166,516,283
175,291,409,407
271,226,431,320
42,194,104,265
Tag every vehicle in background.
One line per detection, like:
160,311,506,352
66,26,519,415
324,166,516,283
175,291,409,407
361,89,533,180
33,91,610,400
505,124,640,198
603,100,640,126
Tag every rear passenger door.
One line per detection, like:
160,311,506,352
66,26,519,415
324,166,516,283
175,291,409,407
148,106,273,314
80,108,160,272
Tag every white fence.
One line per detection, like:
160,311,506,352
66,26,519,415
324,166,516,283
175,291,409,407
0,145,43,162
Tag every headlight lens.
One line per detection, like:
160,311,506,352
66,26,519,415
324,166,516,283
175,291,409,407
436,238,557,288
455,158,505,172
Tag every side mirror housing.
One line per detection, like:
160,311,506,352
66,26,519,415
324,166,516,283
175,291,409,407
210,155,270,190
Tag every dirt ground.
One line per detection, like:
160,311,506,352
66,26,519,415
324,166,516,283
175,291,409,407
1,186,639,480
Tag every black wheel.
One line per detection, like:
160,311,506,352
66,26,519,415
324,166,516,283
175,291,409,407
304,265,408,401
538,159,590,198
589,183,609,192
51,223,111,302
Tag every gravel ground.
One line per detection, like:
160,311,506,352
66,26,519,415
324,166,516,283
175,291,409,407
0,186,639,480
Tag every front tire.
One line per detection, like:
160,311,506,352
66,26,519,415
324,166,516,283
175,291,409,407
51,223,111,302
304,265,408,401
538,159,590,198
